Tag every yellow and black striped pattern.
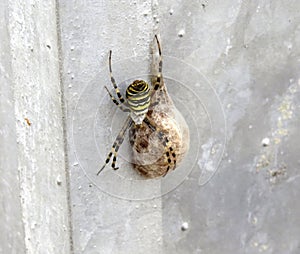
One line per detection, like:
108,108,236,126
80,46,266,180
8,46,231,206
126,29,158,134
98,35,177,176
126,80,151,114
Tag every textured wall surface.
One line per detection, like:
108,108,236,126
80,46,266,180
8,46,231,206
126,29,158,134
58,1,164,253
1,0,300,253
0,2,25,253
59,0,300,253
1,1,71,253
157,1,300,253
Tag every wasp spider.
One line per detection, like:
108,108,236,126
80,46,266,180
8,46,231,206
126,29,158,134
97,35,189,178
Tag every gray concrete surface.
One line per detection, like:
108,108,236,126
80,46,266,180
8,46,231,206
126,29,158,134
59,0,300,253
58,1,164,253
1,0,300,253
1,1,71,253
0,2,25,253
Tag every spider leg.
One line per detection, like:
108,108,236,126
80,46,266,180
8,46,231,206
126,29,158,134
149,96,161,109
97,116,133,175
143,116,176,176
168,146,177,169
108,50,126,103
104,86,130,112
153,35,163,92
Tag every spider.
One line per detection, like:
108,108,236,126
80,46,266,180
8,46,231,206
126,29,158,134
97,35,187,177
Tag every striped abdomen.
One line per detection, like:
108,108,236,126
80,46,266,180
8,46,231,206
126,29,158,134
126,80,151,124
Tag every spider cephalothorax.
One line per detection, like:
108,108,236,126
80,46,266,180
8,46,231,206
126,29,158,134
97,35,190,178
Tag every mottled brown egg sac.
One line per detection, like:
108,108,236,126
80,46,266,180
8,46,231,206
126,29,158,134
129,85,190,178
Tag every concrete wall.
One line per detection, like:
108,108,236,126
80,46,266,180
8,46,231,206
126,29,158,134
1,1,71,253
1,0,300,253
0,2,25,253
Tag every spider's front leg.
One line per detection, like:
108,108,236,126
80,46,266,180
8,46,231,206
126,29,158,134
152,35,163,92
108,50,126,103
97,116,133,175
149,35,170,109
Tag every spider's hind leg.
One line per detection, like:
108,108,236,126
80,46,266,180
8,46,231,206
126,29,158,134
143,116,177,176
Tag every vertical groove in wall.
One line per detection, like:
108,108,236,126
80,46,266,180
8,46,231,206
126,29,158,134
55,0,74,253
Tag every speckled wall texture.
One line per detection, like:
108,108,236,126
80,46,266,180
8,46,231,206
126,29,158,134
1,0,300,253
